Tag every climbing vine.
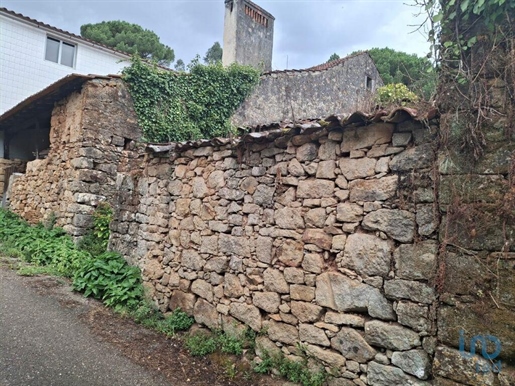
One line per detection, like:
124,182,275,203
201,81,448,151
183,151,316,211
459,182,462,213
420,0,515,62
415,0,515,159
122,57,260,143
415,0,515,314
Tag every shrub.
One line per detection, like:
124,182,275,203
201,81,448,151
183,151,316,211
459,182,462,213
72,251,143,311
77,203,113,257
376,83,419,106
0,209,86,275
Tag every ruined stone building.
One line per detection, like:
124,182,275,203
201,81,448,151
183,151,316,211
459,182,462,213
221,0,383,127
0,69,513,385
232,52,383,127
1,2,512,385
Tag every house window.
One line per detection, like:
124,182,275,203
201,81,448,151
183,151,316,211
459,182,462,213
45,37,76,67
366,76,373,91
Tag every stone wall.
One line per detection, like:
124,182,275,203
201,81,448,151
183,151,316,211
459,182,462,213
231,53,383,128
8,77,141,233
0,158,25,200
429,7,515,386
110,118,439,385
7,75,515,385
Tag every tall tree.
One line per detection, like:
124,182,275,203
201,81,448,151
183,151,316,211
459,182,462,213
327,53,340,63
174,59,186,72
80,21,174,67
203,42,223,65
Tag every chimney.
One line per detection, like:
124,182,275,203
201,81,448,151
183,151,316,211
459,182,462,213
222,0,274,72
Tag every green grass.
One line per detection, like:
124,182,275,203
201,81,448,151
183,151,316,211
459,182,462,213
130,303,194,336
185,328,255,357
253,349,328,386
16,264,63,277
186,333,219,356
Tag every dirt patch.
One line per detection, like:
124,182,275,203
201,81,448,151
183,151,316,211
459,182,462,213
82,307,282,386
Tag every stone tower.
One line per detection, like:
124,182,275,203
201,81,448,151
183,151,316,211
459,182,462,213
222,0,275,72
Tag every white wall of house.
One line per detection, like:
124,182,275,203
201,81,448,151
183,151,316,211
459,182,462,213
0,11,130,114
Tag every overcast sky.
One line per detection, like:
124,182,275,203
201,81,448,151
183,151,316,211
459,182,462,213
2,0,431,70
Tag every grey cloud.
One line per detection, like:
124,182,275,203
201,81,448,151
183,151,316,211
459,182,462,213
2,0,429,70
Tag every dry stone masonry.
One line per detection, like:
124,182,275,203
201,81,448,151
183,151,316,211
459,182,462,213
109,117,439,385
5,76,515,385
231,53,383,128
7,78,140,233
0,158,25,201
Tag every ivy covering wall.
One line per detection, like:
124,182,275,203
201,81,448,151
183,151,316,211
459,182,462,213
122,58,260,143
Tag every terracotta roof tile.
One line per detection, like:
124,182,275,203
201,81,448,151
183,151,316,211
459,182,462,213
263,51,371,76
146,107,438,154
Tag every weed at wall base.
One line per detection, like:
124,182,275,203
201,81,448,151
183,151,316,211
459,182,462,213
129,303,194,336
185,327,329,386
253,349,328,386
0,208,145,312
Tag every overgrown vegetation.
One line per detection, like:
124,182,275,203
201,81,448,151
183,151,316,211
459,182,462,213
376,83,419,107
130,303,194,336
423,0,515,61
414,0,515,322
185,328,255,357
184,329,328,386
254,348,327,386
0,207,196,335
77,202,113,256
0,209,85,276
0,207,142,309
348,47,437,100
416,0,515,159
122,57,260,143
72,251,143,311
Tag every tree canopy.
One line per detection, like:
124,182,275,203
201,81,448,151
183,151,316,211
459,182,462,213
351,47,436,99
327,53,340,63
204,42,223,65
365,48,432,86
174,59,186,72
80,21,174,67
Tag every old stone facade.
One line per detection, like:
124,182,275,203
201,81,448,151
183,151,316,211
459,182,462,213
232,53,383,128
7,77,140,233
3,73,515,385
104,115,440,385
0,158,25,201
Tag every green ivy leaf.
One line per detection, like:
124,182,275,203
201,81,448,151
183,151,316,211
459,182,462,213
467,36,477,47
432,11,444,23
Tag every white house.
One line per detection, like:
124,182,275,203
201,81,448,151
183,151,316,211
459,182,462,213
0,7,132,158
0,7,131,114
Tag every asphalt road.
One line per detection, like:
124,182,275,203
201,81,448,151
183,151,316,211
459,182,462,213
0,265,172,386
